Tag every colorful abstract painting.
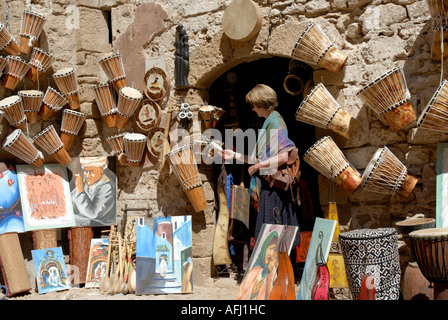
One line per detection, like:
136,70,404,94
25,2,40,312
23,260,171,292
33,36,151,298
0,162,25,234
236,223,298,300
67,157,117,227
136,216,193,294
85,238,109,288
437,143,448,227
32,247,70,294
17,164,75,231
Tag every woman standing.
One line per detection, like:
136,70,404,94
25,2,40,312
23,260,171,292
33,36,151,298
221,84,301,249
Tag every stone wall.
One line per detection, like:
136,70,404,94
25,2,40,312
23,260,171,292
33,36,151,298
0,0,441,287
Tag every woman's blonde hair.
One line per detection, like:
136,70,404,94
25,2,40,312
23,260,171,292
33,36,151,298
245,84,278,111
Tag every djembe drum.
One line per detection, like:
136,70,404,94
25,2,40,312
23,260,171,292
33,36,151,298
296,83,356,139
32,229,58,250
356,66,416,133
0,22,20,56
291,22,347,74
116,86,143,129
39,86,68,120
60,109,86,151
99,53,127,94
339,228,401,300
19,10,46,55
27,47,55,82
211,107,225,129
18,90,44,123
417,79,448,133
52,67,80,110
93,83,117,128
409,227,448,300
303,136,361,194
3,55,31,91
0,95,27,131
0,232,31,297
361,146,418,198
0,56,7,77
199,105,215,130
165,145,207,212
106,133,128,165
123,133,147,167
68,226,93,285
33,125,71,166
427,0,448,61
2,129,44,167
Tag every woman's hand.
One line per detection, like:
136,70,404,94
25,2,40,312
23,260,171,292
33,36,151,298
248,163,260,176
221,149,236,161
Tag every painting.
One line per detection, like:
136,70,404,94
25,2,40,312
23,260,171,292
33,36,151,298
66,156,117,227
0,162,25,234
136,216,193,295
85,238,109,288
32,247,70,294
297,217,336,300
17,164,75,231
236,223,298,300
437,143,448,227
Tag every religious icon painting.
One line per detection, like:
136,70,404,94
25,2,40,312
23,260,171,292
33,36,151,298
16,164,75,231
32,247,70,294
136,216,193,295
236,223,298,300
85,238,109,288
0,162,25,234
66,156,117,227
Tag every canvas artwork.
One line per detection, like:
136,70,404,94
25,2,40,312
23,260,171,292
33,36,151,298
0,162,25,234
297,217,336,300
85,238,109,288
66,156,117,227
437,143,448,227
17,164,75,231
236,223,298,300
136,216,193,295
32,247,70,294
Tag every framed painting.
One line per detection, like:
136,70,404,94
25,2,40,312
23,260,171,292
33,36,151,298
32,247,70,294
437,143,448,227
85,238,109,288
0,162,25,234
236,223,298,300
66,156,117,227
136,216,193,295
297,217,336,300
17,164,75,231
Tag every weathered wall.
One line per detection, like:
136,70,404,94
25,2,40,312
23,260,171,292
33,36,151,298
0,0,440,287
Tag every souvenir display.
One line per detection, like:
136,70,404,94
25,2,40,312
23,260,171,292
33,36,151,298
27,47,55,82
2,129,44,167
93,83,117,128
52,67,80,110
19,10,46,55
116,86,143,129
106,133,128,165
0,22,20,56
417,79,448,133
32,247,70,294
33,126,72,167
60,109,86,151
99,53,127,94
123,133,147,167
3,56,31,91
18,90,44,123
38,86,68,120
0,95,27,131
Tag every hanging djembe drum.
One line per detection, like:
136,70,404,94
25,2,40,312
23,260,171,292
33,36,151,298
60,109,86,151
0,56,7,77
0,95,27,131
27,47,55,82
211,106,225,129
33,125,72,166
0,232,31,297
38,86,68,120
356,66,416,133
291,22,347,73
417,79,448,133
52,67,80,110
93,83,117,128
199,105,215,130
19,10,46,55
32,229,57,250
361,146,418,198
2,129,44,167
296,83,356,139
3,55,31,91
304,136,361,194
68,226,93,285
165,144,207,212
18,90,44,123
0,22,20,56
116,86,143,129
123,133,147,167
106,133,128,165
427,0,448,61
99,53,127,94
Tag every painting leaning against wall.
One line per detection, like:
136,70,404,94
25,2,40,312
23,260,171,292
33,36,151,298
0,162,25,234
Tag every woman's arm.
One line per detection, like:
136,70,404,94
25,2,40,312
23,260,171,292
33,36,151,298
248,152,289,176
221,149,254,164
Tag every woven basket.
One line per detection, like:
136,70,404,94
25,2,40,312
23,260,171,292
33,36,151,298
0,232,31,297
32,229,57,250
68,226,93,285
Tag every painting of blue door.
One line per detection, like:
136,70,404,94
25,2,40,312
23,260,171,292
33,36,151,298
136,215,192,294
